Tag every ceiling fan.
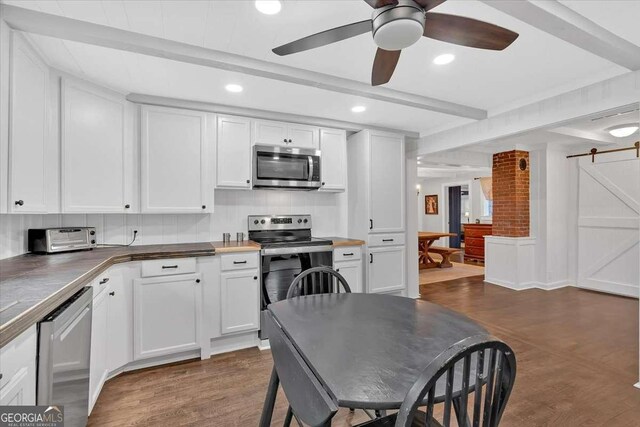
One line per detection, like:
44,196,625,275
272,0,519,86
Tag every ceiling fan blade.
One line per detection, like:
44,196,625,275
413,0,447,12
273,20,372,56
363,0,399,8
423,13,519,50
372,48,401,86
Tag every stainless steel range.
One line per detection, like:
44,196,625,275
248,214,333,339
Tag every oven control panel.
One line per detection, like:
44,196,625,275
248,214,311,231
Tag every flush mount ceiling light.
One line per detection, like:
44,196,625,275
351,105,366,113
225,84,243,93
607,123,639,138
433,53,455,65
255,1,281,15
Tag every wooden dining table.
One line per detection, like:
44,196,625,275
259,293,487,426
419,231,457,269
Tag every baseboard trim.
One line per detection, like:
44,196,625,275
485,278,572,291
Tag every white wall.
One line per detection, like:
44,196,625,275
0,190,346,260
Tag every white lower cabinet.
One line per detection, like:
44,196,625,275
106,272,131,373
0,326,37,406
333,246,363,293
89,284,108,413
334,261,363,293
220,254,260,335
368,246,406,294
133,273,202,360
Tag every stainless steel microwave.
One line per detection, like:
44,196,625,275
253,145,321,190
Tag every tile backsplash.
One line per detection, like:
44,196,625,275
0,189,347,260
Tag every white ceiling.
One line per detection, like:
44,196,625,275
2,0,638,136
460,104,640,154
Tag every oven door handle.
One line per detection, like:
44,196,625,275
308,156,314,182
261,245,334,256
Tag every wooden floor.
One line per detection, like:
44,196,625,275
89,278,640,426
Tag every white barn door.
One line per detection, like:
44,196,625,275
577,153,639,298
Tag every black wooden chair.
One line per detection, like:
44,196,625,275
286,266,351,298
356,335,517,427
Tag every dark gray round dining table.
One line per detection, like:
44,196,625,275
259,292,488,424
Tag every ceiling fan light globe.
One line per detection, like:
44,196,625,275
373,19,424,50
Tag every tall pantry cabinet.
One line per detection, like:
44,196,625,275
347,130,406,295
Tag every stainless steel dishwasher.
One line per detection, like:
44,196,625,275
37,287,93,427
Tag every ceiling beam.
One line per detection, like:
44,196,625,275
0,4,487,120
481,0,640,70
415,70,640,155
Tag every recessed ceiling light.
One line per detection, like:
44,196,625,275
433,53,455,65
225,84,243,93
351,106,366,113
607,123,639,138
255,1,281,15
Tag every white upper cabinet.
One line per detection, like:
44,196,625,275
369,132,405,233
287,123,319,149
8,33,49,213
347,130,405,240
216,115,252,189
253,119,319,149
318,128,346,192
61,78,129,213
140,105,211,213
253,120,288,146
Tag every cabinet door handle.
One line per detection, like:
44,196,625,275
370,253,373,264
109,291,115,296
99,278,109,285
343,253,354,256
124,204,130,209
283,138,287,142
253,276,258,280
369,219,373,230
382,239,394,242
288,139,292,143
202,205,206,209
195,279,201,283
14,200,24,206
233,260,247,265
162,265,178,269
246,179,250,184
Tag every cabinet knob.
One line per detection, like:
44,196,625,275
336,269,340,272
109,291,115,296
202,205,206,209
288,139,292,143
321,182,325,186
283,138,287,142
124,204,130,209
246,179,250,184
14,200,24,206
253,276,258,280
195,279,201,283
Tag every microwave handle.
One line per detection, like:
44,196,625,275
308,156,314,182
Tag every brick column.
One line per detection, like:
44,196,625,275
492,150,530,237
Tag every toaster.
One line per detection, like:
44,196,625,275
28,227,97,254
